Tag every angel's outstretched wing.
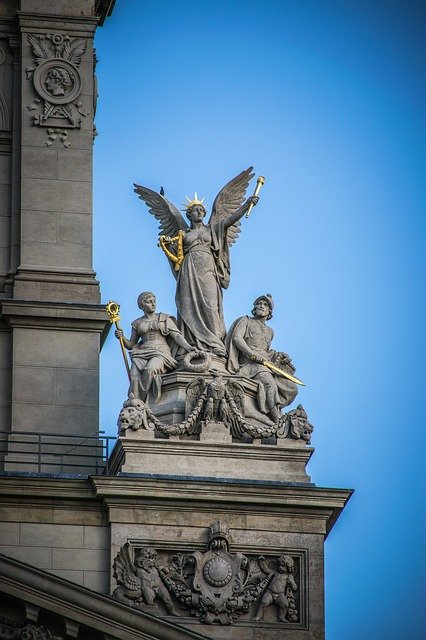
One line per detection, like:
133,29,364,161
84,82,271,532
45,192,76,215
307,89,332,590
209,167,254,246
113,542,141,591
134,184,187,238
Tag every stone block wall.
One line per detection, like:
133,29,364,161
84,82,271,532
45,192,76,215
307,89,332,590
0,491,109,593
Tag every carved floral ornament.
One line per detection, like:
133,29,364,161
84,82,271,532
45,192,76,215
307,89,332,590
112,521,304,626
26,33,88,132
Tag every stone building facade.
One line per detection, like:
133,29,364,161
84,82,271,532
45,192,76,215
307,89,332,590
0,3,351,640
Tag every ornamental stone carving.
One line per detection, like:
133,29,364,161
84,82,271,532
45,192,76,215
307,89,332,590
112,544,177,615
26,34,88,129
112,522,303,626
15,624,63,640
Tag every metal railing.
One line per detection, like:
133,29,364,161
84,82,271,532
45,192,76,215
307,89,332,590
0,430,117,475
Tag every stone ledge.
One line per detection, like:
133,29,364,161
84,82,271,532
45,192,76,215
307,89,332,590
109,437,313,483
0,299,110,343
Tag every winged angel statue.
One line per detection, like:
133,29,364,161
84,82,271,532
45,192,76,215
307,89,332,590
134,167,260,357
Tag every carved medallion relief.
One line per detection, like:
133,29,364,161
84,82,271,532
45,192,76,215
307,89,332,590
26,33,89,133
112,521,307,627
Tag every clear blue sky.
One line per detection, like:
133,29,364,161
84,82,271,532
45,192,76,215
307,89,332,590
93,2,426,638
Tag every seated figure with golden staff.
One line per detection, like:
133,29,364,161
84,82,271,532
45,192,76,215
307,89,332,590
114,291,195,404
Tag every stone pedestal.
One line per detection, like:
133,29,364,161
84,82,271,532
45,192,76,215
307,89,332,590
108,369,350,638
110,433,313,484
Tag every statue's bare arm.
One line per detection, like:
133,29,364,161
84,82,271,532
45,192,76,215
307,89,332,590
115,327,139,350
223,195,259,230
169,328,194,352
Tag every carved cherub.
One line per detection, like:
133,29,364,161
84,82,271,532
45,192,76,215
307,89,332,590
113,544,177,615
253,555,298,623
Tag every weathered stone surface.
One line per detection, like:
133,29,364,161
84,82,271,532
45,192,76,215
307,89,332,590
110,436,313,483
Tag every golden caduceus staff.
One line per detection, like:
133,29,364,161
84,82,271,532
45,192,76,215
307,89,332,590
106,300,131,382
245,175,265,218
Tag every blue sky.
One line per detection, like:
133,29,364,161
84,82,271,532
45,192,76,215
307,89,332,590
93,2,426,638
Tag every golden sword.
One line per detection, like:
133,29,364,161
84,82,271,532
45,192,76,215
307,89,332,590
260,359,305,386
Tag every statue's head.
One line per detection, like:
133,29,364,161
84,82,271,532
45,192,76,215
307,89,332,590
137,291,156,311
252,293,274,320
45,67,73,96
277,555,294,573
135,547,157,570
184,193,206,225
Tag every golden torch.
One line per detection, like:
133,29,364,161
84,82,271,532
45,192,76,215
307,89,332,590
245,175,265,218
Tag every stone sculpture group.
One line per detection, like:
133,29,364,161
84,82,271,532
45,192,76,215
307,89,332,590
114,167,313,443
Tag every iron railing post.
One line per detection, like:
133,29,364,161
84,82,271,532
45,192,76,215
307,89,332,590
37,433,42,473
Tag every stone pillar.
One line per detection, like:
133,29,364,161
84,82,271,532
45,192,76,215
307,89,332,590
0,1,115,470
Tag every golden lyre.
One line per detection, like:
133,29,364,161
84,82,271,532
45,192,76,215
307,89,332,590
158,229,185,271
106,300,131,381
245,175,265,218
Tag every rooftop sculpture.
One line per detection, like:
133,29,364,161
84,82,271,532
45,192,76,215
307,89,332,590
107,168,312,451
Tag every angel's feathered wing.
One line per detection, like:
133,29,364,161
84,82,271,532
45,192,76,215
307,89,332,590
209,166,254,246
113,542,141,591
134,184,187,238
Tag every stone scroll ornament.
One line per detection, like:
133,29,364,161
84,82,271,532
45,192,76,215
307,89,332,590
112,521,300,625
26,33,88,129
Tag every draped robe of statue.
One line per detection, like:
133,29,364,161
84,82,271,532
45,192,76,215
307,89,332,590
176,220,229,356
129,313,179,402
134,167,255,357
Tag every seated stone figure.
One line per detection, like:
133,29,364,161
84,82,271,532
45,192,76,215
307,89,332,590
115,291,194,403
225,294,298,422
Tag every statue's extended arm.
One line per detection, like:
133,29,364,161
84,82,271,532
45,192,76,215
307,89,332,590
223,195,259,230
170,329,195,352
162,316,195,352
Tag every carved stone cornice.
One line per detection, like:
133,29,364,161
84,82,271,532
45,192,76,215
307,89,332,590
90,475,353,537
95,0,116,25
0,298,109,335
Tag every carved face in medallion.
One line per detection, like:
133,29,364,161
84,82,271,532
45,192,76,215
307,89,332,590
33,59,82,105
45,67,73,97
